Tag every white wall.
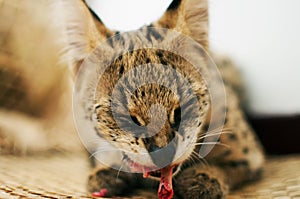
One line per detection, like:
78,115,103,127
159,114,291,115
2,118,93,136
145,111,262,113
209,0,300,115
87,0,300,116
86,0,171,30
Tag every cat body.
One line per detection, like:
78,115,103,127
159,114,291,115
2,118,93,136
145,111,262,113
0,0,264,198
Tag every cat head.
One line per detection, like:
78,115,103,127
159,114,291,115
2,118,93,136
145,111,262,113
55,0,213,171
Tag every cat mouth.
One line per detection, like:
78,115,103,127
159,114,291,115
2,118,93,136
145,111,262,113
124,155,182,199
123,154,181,179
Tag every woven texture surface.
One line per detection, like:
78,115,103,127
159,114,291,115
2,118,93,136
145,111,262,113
1,1,299,198
0,154,300,199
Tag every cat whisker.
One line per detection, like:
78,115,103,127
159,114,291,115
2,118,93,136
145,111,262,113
203,129,233,137
116,158,126,179
194,142,230,149
198,131,232,140
89,148,120,159
172,163,182,177
191,151,209,166
187,152,198,167
194,141,220,145
203,127,234,135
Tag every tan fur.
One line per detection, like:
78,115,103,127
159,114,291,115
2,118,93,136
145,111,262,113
50,0,112,74
156,0,209,50
0,0,81,154
0,0,264,198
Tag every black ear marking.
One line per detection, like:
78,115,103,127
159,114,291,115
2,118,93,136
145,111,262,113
167,0,182,11
82,0,103,23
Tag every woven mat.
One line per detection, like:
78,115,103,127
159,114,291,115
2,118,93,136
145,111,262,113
0,154,300,199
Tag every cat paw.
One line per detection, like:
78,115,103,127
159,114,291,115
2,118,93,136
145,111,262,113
174,166,228,199
0,111,50,155
87,167,137,197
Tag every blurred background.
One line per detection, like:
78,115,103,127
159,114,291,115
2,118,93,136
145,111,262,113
1,0,299,154
0,0,79,154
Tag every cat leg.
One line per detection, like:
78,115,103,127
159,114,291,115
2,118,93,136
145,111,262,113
174,87,264,198
0,110,50,154
87,166,140,197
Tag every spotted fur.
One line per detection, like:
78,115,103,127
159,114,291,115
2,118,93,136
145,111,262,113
67,1,264,198
0,0,265,198
54,0,265,198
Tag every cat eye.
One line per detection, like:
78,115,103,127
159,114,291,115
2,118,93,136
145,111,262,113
170,107,181,131
130,115,143,126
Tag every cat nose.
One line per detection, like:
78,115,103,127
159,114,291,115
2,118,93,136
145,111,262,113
142,136,178,168
148,144,162,153
150,141,177,168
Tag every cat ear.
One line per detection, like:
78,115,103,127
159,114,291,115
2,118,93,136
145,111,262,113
155,0,209,50
52,0,113,74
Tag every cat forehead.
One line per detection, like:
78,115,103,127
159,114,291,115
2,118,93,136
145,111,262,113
95,47,204,95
